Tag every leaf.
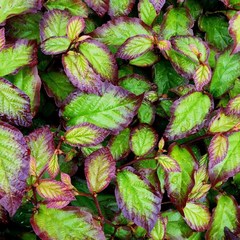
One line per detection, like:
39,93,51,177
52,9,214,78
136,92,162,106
166,144,197,208
0,78,32,127
109,0,135,17
157,39,171,51
156,154,181,172
209,49,240,97
61,82,143,134
10,67,41,117
108,128,131,160
0,40,37,77
130,124,158,156
41,37,71,55
229,12,240,54
164,91,213,141
150,216,167,240
138,0,157,26
160,7,193,40
67,16,85,41
0,122,29,216
0,28,5,50
183,202,211,232
40,10,70,41
62,51,102,93
31,204,105,239
64,123,110,147
209,110,239,133
45,0,89,18
79,39,118,81
130,51,158,67
84,0,108,16
226,94,240,116
209,131,240,185
25,127,55,177
206,195,239,240
149,0,165,13
208,134,229,168
0,0,41,24
92,17,152,46
115,167,162,231
193,64,212,91
116,35,154,60
85,148,116,193
138,101,156,125
47,152,60,179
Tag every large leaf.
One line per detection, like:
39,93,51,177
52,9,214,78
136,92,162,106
84,0,108,16
138,0,157,26
130,124,158,156
79,39,118,81
92,17,152,46
0,122,29,216
226,94,240,116
209,131,240,185
164,91,213,141
0,0,41,24
0,78,32,127
109,0,135,17
31,205,105,240
61,82,143,134
206,195,239,240
0,40,37,77
166,144,197,208
64,123,110,147
210,49,240,97
85,148,115,193
228,12,240,54
115,167,162,231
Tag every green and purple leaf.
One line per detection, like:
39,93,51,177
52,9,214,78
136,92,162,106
226,94,240,116
64,123,110,147
150,216,167,240
116,34,154,60
138,0,157,26
156,154,181,172
149,0,165,14
109,0,135,17
47,152,60,179
84,0,108,16
31,204,105,239
115,167,162,232
0,122,29,216
229,11,240,54
60,82,143,134
67,16,85,41
193,64,212,91
164,91,213,141
84,147,115,193
0,78,32,127
0,28,5,50
130,51,158,67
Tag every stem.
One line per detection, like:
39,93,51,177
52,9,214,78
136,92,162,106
92,193,104,226
74,189,92,198
182,134,211,145
118,156,155,170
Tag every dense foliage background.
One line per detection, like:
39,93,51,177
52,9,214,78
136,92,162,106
0,0,240,239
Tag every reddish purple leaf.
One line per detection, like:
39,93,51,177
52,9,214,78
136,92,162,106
229,11,240,54
226,94,240,117
149,0,166,13
85,148,116,193
47,152,59,178
84,0,109,16
0,28,5,51
193,64,212,91
108,0,135,17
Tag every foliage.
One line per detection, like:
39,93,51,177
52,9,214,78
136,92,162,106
0,0,240,239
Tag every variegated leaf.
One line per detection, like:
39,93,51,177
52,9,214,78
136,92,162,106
67,16,85,41
226,94,240,116
138,0,157,26
193,64,212,91
84,0,108,16
150,216,167,240
156,154,181,172
109,0,135,17
47,152,60,178
229,11,240,54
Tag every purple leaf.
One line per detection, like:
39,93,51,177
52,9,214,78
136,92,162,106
226,94,240,117
108,0,135,17
229,11,240,54
149,0,166,13
84,0,109,16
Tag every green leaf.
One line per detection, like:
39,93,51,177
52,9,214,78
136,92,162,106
0,78,32,127
31,205,105,239
156,154,181,172
229,12,240,54
45,0,89,17
129,51,158,67
108,128,131,160
0,40,37,77
160,7,193,40
92,17,152,46
0,0,41,24
61,82,142,134
84,0,108,16
206,195,239,240
184,0,202,20
150,216,167,240
193,64,212,91
0,122,29,216
116,167,162,231
226,94,240,116
138,101,155,125
85,148,115,193
210,49,240,97
183,202,210,231
109,0,135,17
64,123,110,147
79,39,118,81
67,16,85,41
138,0,157,26
164,91,213,141
130,124,158,156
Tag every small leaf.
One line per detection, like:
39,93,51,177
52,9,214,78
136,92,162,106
130,124,158,156
208,134,229,168
164,91,213,141
0,28,5,50
109,0,135,17
138,0,157,26
138,101,156,125
150,216,167,240
61,82,143,134
67,16,85,41
226,94,240,116
0,122,29,216
130,51,158,67
149,0,165,13
0,78,32,127
206,195,239,240
85,148,116,193
157,40,171,51
193,64,212,91
47,152,60,178
183,202,211,232
25,127,55,177
84,0,108,16
229,11,240,54
115,167,162,231
64,123,110,147
79,39,118,81
156,154,181,172
116,35,154,60
31,205,105,239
